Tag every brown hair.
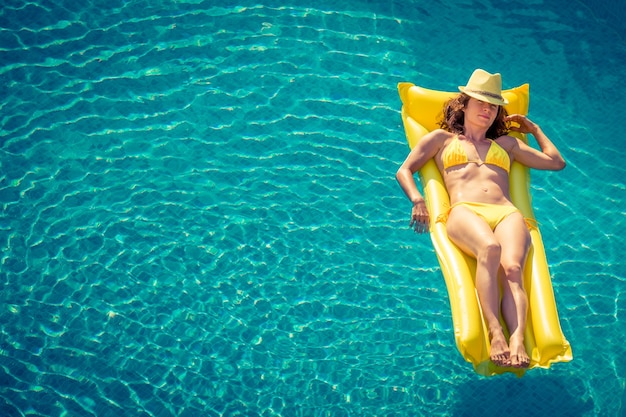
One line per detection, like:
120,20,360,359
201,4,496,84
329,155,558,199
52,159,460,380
438,93,509,139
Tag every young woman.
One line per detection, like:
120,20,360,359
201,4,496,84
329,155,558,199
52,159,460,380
396,69,566,368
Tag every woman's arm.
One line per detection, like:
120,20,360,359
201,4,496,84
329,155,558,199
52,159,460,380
396,129,447,232
506,114,566,171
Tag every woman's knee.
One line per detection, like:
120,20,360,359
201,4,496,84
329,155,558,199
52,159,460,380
501,261,523,279
477,241,501,263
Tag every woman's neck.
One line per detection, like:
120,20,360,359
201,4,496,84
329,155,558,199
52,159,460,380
462,125,488,142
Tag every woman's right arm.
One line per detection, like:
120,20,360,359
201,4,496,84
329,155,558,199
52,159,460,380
396,129,447,232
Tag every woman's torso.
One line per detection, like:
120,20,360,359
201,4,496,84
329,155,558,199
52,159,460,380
435,133,514,206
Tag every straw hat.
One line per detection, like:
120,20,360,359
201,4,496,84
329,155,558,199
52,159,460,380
458,69,508,106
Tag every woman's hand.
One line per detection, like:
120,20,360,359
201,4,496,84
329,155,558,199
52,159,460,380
506,114,539,135
410,200,430,234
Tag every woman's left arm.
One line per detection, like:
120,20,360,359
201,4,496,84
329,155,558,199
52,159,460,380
506,114,566,171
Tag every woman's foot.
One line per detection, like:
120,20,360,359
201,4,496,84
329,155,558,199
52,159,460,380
509,333,530,368
489,329,511,367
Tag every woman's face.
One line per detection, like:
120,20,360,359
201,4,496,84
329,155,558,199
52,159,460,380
465,97,499,128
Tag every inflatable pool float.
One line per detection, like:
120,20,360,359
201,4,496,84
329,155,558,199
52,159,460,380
398,82,572,376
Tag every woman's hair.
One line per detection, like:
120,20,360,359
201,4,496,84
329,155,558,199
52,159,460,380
438,93,509,139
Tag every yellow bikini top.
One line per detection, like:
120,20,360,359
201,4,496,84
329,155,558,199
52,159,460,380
442,136,510,173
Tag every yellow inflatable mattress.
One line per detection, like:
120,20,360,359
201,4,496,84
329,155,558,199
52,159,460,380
398,82,572,376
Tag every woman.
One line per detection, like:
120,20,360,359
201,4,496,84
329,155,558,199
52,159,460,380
396,69,565,368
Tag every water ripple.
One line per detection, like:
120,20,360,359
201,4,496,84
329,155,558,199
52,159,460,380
0,0,624,415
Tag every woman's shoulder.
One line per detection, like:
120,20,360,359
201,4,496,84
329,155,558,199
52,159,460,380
495,133,522,141
426,129,456,143
494,134,520,150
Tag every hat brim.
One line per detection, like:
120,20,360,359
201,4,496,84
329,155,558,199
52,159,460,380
459,87,508,106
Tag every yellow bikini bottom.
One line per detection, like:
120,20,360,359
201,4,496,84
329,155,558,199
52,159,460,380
436,201,537,231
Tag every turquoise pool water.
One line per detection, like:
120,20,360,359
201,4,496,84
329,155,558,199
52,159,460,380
1,0,624,415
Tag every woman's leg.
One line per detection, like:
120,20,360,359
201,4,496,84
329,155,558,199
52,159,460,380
446,205,510,367
494,212,531,368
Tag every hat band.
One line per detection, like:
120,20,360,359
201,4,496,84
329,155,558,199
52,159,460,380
465,88,503,101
